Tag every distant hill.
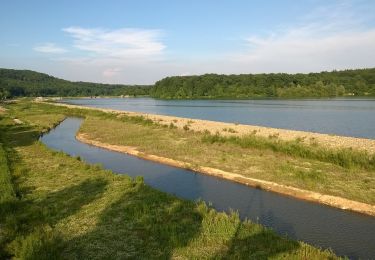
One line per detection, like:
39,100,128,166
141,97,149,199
0,69,151,98
150,68,375,99
2,68,375,99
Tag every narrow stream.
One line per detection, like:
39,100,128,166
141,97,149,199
40,117,375,259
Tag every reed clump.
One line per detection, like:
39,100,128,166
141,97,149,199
202,132,375,170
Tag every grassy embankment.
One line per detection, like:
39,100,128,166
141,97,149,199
0,101,340,259
76,112,375,205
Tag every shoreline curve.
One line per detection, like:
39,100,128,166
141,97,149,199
76,132,375,217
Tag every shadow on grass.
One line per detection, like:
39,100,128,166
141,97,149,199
30,178,108,227
219,223,300,259
213,189,300,259
65,183,203,259
1,118,105,226
0,113,302,258
0,123,40,148
64,184,301,258
1,178,108,259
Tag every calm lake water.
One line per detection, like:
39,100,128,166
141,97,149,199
40,118,375,259
62,98,375,139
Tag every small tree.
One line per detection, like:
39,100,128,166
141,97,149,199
0,88,10,101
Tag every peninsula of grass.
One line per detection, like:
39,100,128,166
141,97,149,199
0,101,340,259
75,112,375,205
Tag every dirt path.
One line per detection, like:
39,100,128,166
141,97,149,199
48,102,375,154
76,132,375,217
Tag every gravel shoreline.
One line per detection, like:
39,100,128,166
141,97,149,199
49,101,375,154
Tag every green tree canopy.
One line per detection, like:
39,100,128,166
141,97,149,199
0,69,151,98
150,68,375,99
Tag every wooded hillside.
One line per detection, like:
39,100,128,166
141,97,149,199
150,68,375,99
0,69,151,98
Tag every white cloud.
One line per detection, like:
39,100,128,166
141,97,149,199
62,26,165,59
34,42,67,54
45,27,167,83
32,2,375,84
229,3,375,73
230,30,375,73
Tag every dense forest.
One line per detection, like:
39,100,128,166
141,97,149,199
150,68,375,99
0,69,151,99
1,68,375,99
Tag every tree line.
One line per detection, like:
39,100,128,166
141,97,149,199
150,68,375,99
1,68,375,100
0,69,151,99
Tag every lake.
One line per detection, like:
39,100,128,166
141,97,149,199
61,98,375,139
41,117,375,259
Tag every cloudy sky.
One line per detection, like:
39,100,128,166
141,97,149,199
1,0,375,84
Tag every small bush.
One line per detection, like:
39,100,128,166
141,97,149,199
134,176,144,186
203,130,210,135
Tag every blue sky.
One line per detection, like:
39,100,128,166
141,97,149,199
1,0,375,84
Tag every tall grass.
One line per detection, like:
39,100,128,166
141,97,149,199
0,143,18,259
202,133,375,170
0,143,16,205
12,227,64,260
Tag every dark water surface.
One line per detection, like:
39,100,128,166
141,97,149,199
40,118,375,259
62,98,375,139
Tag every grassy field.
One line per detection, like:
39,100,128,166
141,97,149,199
76,114,375,205
0,101,341,259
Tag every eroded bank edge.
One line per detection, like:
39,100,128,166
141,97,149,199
76,132,375,217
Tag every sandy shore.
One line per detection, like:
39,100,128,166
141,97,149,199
76,132,375,217
48,101,375,154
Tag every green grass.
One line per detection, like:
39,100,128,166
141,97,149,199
0,101,341,258
0,143,15,204
12,101,374,204
79,116,375,205
202,133,375,171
